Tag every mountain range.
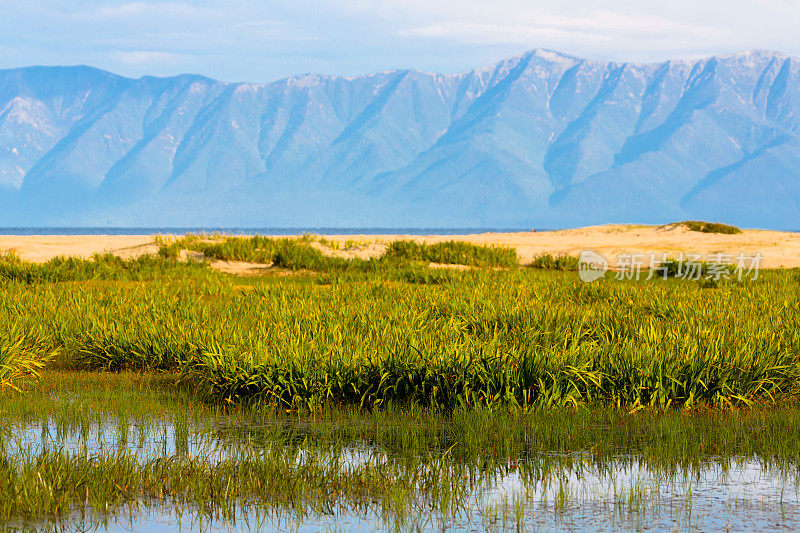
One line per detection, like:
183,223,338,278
1,49,799,229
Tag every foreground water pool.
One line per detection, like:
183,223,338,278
3,412,799,532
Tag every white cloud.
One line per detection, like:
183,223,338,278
94,2,202,19
2,0,800,80
114,50,181,65
520,10,719,36
400,22,610,45
398,8,722,47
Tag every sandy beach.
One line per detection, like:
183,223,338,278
0,224,798,269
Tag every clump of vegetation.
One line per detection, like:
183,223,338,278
167,234,388,272
0,252,207,284
698,278,719,289
161,234,366,271
0,327,55,391
528,253,580,271
680,220,742,234
656,259,732,279
309,235,372,251
160,234,519,271
384,240,517,268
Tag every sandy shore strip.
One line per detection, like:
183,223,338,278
0,235,158,263
0,224,798,269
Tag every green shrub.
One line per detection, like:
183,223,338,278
680,221,742,234
528,254,580,271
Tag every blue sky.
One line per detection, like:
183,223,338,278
2,0,799,82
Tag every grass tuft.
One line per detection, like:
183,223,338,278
384,240,517,268
528,253,580,271
679,221,742,234
0,326,55,391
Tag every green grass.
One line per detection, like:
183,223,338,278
0,251,798,409
528,253,580,271
0,252,208,284
0,326,53,391
680,220,743,234
656,258,730,279
383,239,517,268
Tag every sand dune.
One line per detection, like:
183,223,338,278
0,225,798,269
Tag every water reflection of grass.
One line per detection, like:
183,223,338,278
1,372,800,529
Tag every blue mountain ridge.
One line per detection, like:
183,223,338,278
0,49,799,229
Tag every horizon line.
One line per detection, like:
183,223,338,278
0,47,793,86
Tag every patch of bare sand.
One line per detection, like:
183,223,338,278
315,225,800,269
208,260,273,276
1,224,798,271
428,262,472,270
179,250,206,262
308,241,386,260
0,235,157,263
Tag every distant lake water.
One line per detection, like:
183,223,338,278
1,226,793,236
0,227,540,236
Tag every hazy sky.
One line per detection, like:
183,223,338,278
2,0,799,82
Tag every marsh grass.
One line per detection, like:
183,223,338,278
1,251,799,408
8,371,800,470
2,372,800,528
2,244,799,529
0,443,439,527
0,326,53,391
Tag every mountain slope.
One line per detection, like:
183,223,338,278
1,50,799,229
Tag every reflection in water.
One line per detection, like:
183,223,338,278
3,416,799,532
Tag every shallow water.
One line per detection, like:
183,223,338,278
4,416,800,532
30,462,800,532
